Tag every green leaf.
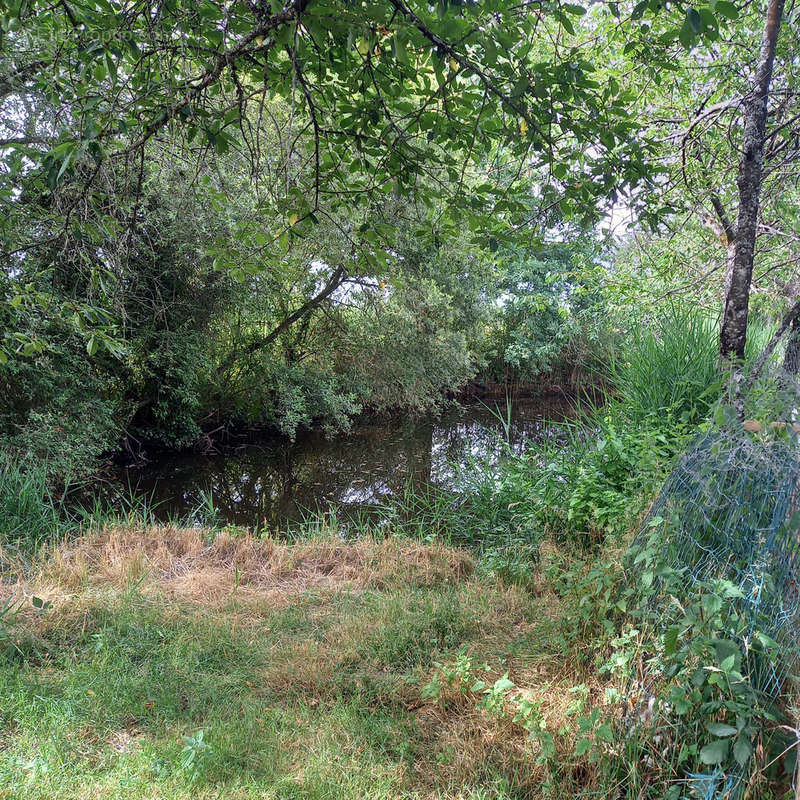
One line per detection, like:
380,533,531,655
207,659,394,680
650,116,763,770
674,697,691,714
213,132,229,155
714,0,738,18
706,722,737,738
31,596,50,611
55,143,78,183
714,639,739,666
698,8,718,31
719,654,736,673
701,593,722,616
719,582,744,599
392,34,409,65
699,739,729,765
82,117,100,140
86,337,98,356
558,12,575,35
105,51,117,83
733,736,753,766
596,723,613,742
754,631,779,652
664,625,680,657
575,737,592,757
687,7,703,33
678,17,696,48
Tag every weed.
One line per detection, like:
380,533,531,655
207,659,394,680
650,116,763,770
479,542,538,589
179,729,212,783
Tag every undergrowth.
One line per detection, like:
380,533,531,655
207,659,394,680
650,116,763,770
0,526,592,800
0,456,70,549
1,306,796,799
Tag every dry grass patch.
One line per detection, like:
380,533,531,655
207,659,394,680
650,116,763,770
409,609,624,795
1,524,601,799
21,525,474,607
413,664,621,794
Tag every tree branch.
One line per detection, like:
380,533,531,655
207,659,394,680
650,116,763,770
745,296,800,389
118,3,309,156
709,192,735,245
216,264,346,375
385,0,551,145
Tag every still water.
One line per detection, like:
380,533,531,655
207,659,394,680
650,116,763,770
101,396,575,531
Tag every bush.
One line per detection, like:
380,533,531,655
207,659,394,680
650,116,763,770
490,307,778,550
520,415,674,544
0,339,124,479
387,457,544,555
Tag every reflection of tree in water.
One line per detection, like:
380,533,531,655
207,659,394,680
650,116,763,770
118,398,574,530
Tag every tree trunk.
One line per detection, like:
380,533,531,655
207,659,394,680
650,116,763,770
784,315,800,376
719,0,785,362
746,297,800,389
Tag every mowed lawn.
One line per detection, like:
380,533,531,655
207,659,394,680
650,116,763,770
0,527,598,800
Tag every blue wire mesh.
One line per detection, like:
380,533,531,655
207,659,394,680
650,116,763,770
628,424,800,799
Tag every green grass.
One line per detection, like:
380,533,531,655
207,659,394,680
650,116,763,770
0,456,71,550
608,305,776,426
608,306,724,427
0,527,580,800
2,306,790,799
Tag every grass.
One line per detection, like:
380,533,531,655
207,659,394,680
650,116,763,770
608,306,777,427
0,524,616,800
2,306,792,799
0,456,71,551
607,306,724,427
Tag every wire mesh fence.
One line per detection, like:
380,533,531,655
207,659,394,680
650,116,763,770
627,379,800,798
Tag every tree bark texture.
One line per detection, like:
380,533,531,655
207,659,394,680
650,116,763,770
784,315,800,376
719,0,785,361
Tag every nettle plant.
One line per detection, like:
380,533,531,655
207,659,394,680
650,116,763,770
179,729,213,784
537,501,797,796
543,553,622,659
604,522,796,795
0,594,51,658
422,649,557,764
420,649,633,780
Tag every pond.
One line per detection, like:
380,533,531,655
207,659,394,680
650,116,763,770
92,395,576,531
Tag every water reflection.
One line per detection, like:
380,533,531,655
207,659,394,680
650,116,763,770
102,397,574,530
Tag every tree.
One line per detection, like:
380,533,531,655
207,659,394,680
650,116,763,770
784,318,800,375
1,0,696,363
719,0,786,362
584,0,798,372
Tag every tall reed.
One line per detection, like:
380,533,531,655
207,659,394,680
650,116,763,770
608,306,776,426
0,456,71,548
